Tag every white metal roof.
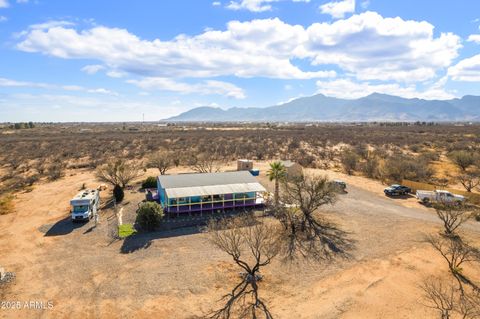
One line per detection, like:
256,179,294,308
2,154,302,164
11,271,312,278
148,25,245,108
165,182,266,198
158,171,258,189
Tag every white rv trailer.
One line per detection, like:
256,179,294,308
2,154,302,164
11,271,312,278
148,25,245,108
70,189,100,222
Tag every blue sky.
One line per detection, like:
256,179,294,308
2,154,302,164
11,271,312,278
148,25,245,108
1,0,480,122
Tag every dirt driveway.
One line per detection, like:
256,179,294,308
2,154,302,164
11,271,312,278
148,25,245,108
0,169,479,319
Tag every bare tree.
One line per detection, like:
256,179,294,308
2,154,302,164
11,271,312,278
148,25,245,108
190,153,221,173
421,277,480,319
421,277,456,319
147,151,172,175
208,216,280,319
277,174,353,261
433,203,475,237
426,235,480,291
457,172,480,193
96,159,142,188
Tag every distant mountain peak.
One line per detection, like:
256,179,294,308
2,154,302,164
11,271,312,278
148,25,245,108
165,93,480,122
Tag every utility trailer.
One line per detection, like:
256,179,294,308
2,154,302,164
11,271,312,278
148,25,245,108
70,189,100,222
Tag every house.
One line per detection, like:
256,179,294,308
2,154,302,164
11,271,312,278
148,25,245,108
281,160,303,177
237,159,253,171
157,171,266,214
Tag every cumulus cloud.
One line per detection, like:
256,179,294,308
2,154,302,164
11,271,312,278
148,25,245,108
17,18,334,80
448,55,480,82
16,13,460,83
81,64,105,74
316,77,455,100
226,0,309,12
304,12,461,82
128,77,246,99
467,34,480,44
320,0,355,19
0,0,9,8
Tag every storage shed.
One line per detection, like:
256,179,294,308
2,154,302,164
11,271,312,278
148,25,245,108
237,159,254,171
281,160,303,177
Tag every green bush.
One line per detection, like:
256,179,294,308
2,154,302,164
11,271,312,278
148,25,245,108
136,202,164,231
142,176,157,189
113,184,124,203
118,223,137,238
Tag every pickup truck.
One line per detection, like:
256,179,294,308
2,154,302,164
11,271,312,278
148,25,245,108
416,189,465,204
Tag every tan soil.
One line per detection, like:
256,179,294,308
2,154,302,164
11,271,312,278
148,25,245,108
1,163,479,319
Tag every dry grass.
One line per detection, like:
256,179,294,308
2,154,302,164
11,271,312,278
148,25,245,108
0,194,14,215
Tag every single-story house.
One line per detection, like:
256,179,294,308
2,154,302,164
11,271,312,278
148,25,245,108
281,160,303,177
157,171,266,214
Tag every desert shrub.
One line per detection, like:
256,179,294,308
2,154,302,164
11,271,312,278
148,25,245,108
361,157,380,179
380,155,434,183
113,184,124,203
47,163,64,181
0,194,14,215
296,154,316,168
419,151,440,163
136,202,164,231
142,176,157,189
448,151,477,172
340,150,359,175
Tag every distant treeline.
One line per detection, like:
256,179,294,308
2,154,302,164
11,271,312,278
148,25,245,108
7,122,35,129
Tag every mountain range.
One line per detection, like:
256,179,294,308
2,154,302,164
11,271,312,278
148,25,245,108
166,93,480,122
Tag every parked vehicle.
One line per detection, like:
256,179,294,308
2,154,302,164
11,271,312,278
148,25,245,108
330,179,347,192
415,189,464,204
384,184,411,196
70,189,100,222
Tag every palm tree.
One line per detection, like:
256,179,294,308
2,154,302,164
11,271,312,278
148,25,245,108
267,161,286,206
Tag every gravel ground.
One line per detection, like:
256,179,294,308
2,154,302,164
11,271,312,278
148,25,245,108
1,169,479,319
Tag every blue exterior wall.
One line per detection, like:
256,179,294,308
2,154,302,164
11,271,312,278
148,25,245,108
157,178,166,206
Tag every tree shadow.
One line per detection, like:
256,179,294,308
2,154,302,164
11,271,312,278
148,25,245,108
41,217,86,237
120,226,203,254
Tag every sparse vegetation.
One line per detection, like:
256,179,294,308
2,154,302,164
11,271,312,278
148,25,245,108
142,176,157,189
0,194,14,215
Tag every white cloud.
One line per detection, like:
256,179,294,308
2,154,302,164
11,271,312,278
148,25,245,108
17,0,29,3
448,55,480,82
225,0,309,12
226,0,279,12
212,1,221,6
316,77,455,100
17,18,335,80
304,12,461,82
467,34,480,44
0,0,9,8
128,77,246,99
87,88,118,95
320,0,355,19
0,15,7,22
0,77,50,88
0,76,118,95
106,70,127,78
360,0,369,9
81,64,105,74
16,13,460,83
